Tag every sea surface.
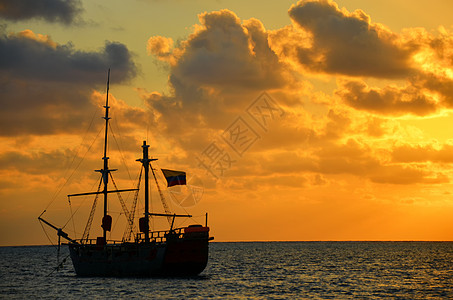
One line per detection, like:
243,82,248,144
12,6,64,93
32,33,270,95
0,242,452,299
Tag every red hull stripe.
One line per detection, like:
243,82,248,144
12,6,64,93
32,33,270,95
184,226,209,233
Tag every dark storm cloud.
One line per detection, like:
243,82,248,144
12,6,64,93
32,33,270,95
0,0,82,24
0,31,137,84
276,0,414,78
0,30,138,136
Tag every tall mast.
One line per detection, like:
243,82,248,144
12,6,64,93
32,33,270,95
95,69,116,240
137,141,157,243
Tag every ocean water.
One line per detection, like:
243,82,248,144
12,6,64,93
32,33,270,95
1,242,452,299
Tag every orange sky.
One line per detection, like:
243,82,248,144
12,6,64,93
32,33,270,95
1,0,453,246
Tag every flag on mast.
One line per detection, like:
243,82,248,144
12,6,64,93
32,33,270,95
161,169,186,187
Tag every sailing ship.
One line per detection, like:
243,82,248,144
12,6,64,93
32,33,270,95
38,70,213,276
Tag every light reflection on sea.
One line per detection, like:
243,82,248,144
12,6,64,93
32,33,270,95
1,242,452,299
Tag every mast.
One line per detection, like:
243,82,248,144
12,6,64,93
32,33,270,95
136,141,191,241
137,141,157,243
38,70,139,246
95,69,116,240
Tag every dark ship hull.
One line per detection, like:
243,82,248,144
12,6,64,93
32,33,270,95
68,226,210,277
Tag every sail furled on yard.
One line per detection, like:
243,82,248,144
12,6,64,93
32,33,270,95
161,169,186,187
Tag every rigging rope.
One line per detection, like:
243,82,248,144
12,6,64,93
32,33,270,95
80,178,103,243
67,196,76,240
61,172,104,233
39,219,68,277
109,122,132,181
109,173,134,237
150,162,172,225
46,254,70,277
42,122,104,216
39,219,55,246
44,118,102,214
123,167,142,242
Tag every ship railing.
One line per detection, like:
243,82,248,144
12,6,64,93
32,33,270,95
135,227,184,243
78,238,127,245
75,227,187,245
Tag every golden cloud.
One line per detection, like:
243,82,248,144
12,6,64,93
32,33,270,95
142,5,453,190
146,36,175,65
336,79,439,116
269,0,415,78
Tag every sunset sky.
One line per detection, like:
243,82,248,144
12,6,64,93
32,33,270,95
1,0,453,246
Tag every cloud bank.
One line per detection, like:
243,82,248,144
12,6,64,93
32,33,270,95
144,3,453,189
0,29,138,136
0,0,83,24
285,0,414,78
